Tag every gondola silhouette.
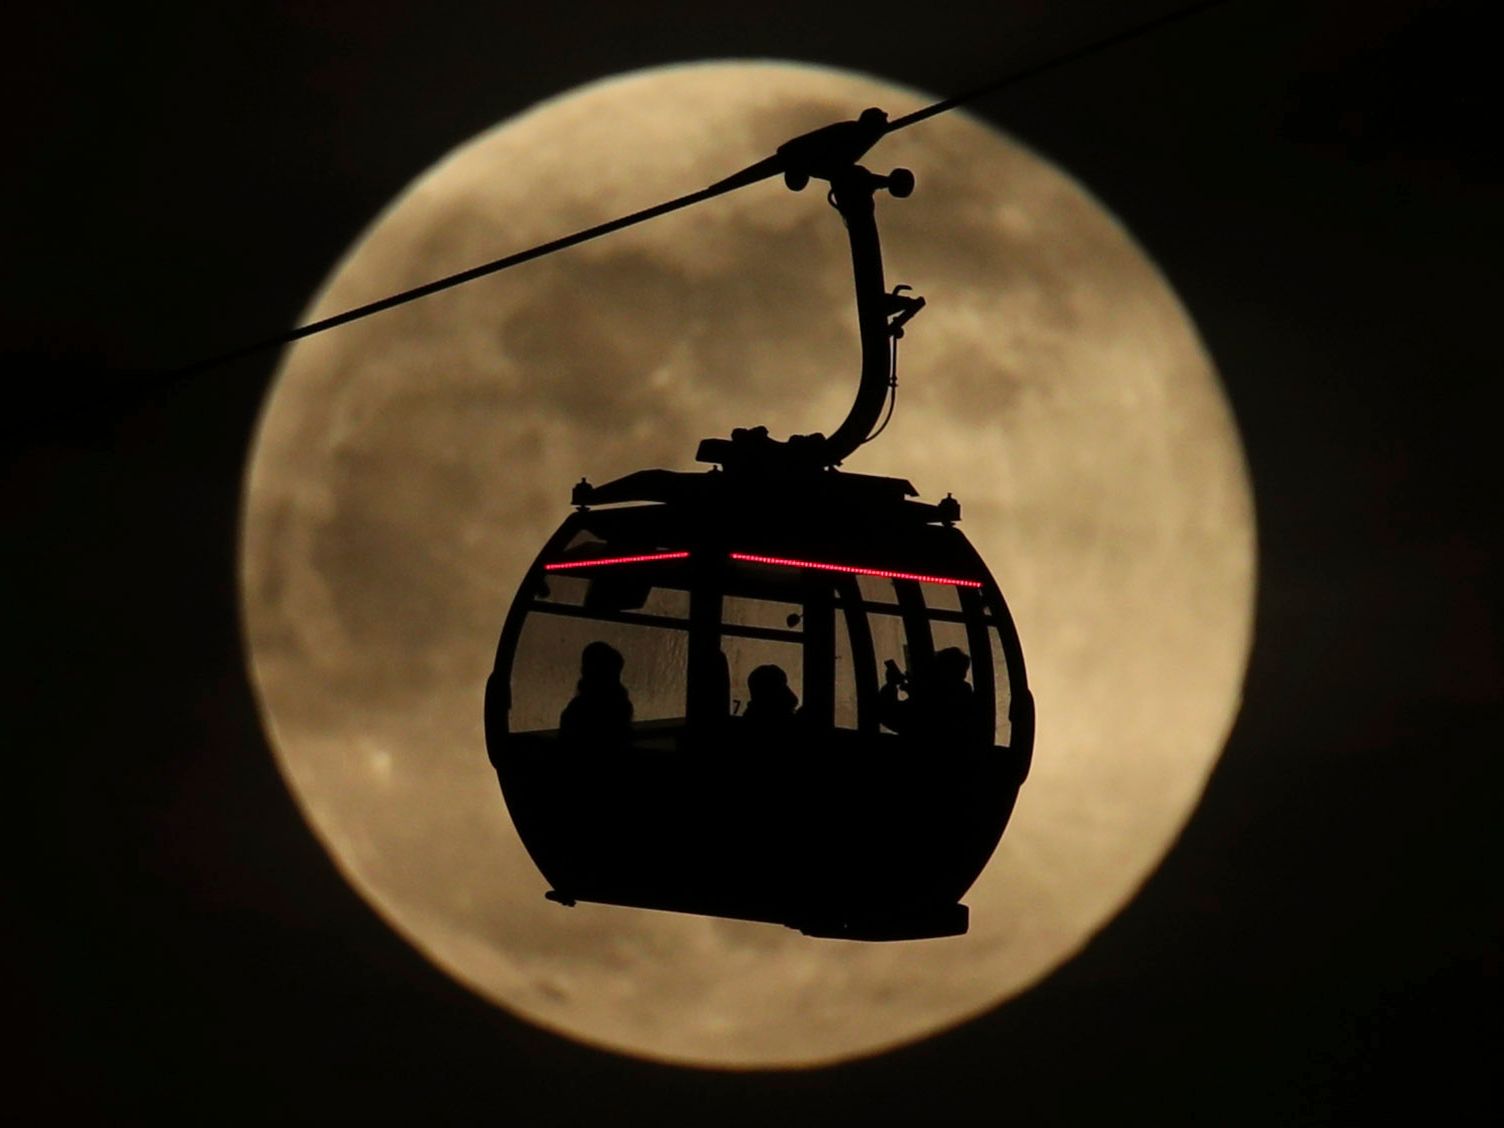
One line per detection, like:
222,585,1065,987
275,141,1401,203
198,7,1221,939
483,115,1034,941
155,4,1237,946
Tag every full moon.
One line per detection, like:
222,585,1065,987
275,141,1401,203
241,62,1254,1068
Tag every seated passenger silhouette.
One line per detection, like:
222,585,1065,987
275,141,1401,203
559,641,633,747
742,663,799,730
879,647,978,745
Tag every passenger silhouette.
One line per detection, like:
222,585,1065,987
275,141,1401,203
742,663,799,729
559,640,633,747
879,646,978,744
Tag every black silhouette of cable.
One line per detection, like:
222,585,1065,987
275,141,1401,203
882,0,1235,133
179,180,755,374
179,0,1238,375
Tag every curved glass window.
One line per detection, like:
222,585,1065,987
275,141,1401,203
503,535,1016,753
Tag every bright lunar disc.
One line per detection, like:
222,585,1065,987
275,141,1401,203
241,62,1254,1068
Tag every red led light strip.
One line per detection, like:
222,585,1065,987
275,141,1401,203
543,551,690,572
542,549,982,588
728,552,983,588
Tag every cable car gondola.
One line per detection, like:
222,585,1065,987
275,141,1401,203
484,114,1034,940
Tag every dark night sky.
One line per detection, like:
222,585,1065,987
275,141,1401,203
7,1,1499,1122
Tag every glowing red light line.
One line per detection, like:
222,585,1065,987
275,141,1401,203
543,551,690,571
728,552,983,588
542,549,982,588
